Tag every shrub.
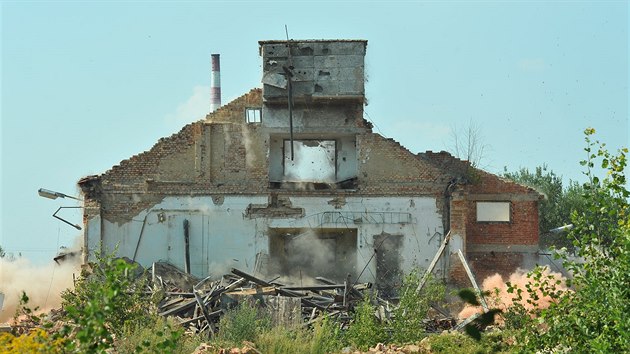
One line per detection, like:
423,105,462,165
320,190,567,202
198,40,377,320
425,331,513,354
0,329,65,354
116,316,198,354
344,295,387,350
310,315,343,354
507,128,630,352
217,301,271,345
58,251,154,352
390,269,445,344
255,326,313,354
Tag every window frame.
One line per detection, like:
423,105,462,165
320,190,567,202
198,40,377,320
245,108,262,124
475,201,511,223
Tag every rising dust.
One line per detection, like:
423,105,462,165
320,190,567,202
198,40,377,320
458,267,569,320
0,253,80,322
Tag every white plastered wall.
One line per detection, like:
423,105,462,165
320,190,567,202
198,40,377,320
86,195,446,283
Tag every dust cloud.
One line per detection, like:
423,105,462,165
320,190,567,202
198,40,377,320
0,252,80,322
458,267,569,321
266,230,356,285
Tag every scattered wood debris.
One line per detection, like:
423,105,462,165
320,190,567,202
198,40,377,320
153,263,378,336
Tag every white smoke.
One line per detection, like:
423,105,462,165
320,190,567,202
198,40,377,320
0,255,80,322
165,85,210,124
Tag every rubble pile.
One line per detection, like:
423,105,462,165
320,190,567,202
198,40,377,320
153,263,377,335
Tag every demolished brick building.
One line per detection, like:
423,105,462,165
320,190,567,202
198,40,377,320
78,40,543,291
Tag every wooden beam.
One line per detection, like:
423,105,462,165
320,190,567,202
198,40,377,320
456,249,489,312
416,231,451,293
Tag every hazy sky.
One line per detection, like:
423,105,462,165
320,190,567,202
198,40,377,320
1,1,628,263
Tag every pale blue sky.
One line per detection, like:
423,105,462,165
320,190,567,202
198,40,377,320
1,1,628,264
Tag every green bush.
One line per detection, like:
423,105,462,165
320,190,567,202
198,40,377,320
115,316,199,354
425,331,513,354
310,315,344,354
255,326,313,354
217,301,271,345
390,269,445,344
58,251,154,352
344,295,387,350
507,128,630,353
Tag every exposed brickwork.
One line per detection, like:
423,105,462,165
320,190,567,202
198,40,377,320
465,200,539,246
357,134,449,196
78,88,542,280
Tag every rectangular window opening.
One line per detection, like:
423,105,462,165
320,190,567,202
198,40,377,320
476,201,511,222
268,228,357,283
245,108,262,123
283,139,336,182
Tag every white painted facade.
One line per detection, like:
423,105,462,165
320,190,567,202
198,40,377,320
86,195,447,284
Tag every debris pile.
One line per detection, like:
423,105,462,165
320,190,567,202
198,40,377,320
153,263,376,335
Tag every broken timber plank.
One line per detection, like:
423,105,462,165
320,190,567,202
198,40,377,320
281,284,345,291
193,282,213,329
231,268,272,287
456,249,489,312
417,231,452,293
226,286,277,296
159,298,197,317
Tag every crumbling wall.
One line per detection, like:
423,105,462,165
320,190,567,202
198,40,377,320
79,39,543,289
357,134,450,195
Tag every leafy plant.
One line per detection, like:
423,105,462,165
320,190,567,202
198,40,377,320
507,128,630,352
217,301,271,345
344,295,387,350
116,316,193,354
0,329,65,354
310,315,343,354
255,326,313,354
389,269,445,344
58,251,153,352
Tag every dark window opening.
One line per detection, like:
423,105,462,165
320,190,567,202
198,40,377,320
268,228,357,283
374,233,403,298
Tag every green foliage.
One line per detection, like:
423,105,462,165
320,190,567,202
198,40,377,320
116,316,195,354
508,128,630,353
0,329,66,354
0,245,5,258
255,326,313,354
13,292,42,325
390,269,445,344
344,295,387,350
424,331,513,354
344,296,387,350
58,252,153,353
503,164,586,251
217,301,271,345
310,315,343,354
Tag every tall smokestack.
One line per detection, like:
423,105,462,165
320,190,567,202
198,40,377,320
210,54,221,112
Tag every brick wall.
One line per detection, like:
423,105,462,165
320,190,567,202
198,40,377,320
465,200,539,246
78,86,542,284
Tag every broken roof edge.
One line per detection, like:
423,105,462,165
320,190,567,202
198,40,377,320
204,88,262,123
78,88,262,188
418,151,544,198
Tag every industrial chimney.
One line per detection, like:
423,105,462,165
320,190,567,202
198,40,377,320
210,54,221,112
